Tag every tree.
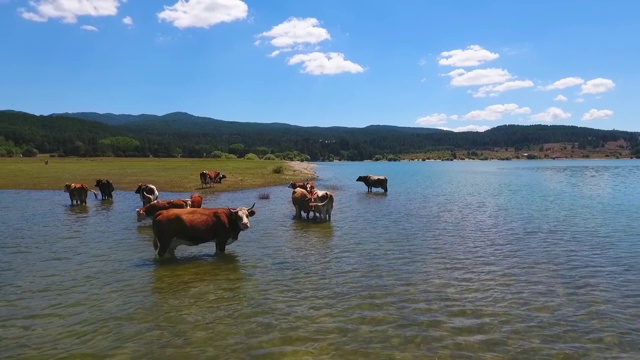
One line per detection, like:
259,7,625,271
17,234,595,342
229,143,245,156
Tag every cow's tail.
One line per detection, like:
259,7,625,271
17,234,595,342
89,189,98,199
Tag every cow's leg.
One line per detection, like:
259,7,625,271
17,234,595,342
216,240,227,253
154,237,170,258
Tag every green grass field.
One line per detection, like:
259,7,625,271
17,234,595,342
0,157,316,193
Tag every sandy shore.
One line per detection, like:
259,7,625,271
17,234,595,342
286,161,318,180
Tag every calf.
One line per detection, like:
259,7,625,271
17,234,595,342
152,204,256,257
135,184,159,206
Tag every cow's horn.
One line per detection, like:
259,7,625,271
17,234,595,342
248,202,256,210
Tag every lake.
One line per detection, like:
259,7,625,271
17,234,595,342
1,160,639,359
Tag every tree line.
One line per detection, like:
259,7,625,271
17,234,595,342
1,110,639,160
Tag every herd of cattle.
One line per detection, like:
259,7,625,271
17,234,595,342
62,172,387,258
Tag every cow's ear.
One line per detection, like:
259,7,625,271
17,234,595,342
248,209,256,217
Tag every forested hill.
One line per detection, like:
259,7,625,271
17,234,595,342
1,110,639,161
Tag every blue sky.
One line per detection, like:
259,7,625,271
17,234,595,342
1,0,637,131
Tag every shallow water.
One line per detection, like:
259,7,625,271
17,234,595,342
1,160,640,359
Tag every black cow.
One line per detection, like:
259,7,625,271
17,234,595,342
356,175,388,193
95,179,115,200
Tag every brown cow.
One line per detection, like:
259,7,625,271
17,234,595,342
291,187,314,220
135,184,159,206
356,175,388,193
152,203,256,257
137,193,204,222
288,180,315,193
64,183,98,205
200,171,215,188
210,171,227,183
310,190,334,221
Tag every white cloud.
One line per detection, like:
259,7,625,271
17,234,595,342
439,45,499,67
19,0,120,23
554,94,568,102
449,115,459,120
80,24,98,31
122,15,132,25
530,107,571,122
158,0,248,29
544,77,584,90
580,78,615,95
438,125,491,132
582,109,613,121
447,68,512,86
288,52,364,75
575,98,585,103
463,104,531,121
416,113,448,126
258,17,330,48
472,80,534,97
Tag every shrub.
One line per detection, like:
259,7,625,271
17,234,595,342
258,192,270,199
272,165,284,174
244,153,259,160
262,154,277,160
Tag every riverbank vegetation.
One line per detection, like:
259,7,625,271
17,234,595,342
1,110,639,161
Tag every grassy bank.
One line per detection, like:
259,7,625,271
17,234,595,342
0,157,316,192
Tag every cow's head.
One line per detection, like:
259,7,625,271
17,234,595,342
230,203,256,231
64,183,72,192
95,179,102,187
135,184,144,194
356,175,367,182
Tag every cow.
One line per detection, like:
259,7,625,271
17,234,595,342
288,180,315,193
135,184,159,206
64,183,98,205
291,187,314,220
94,179,115,200
136,193,204,222
356,175,388,193
200,171,215,188
210,171,227,184
151,203,256,257
309,190,335,221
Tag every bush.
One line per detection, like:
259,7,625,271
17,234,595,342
21,147,39,157
262,154,277,160
244,153,259,160
272,165,284,174
222,153,237,159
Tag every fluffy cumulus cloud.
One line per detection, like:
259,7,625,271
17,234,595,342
439,45,499,67
554,94,568,102
258,17,330,48
463,104,531,121
530,107,571,122
446,68,512,86
122,15,132,25
288,52,364,75
544,77,584,90
19,0,120,23
582,109,613,121
580,78,615,95
158,0,248,29
471,80,534,97
416,113,448,126
80,24,98,31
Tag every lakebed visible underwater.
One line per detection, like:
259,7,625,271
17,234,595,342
1,160,639,359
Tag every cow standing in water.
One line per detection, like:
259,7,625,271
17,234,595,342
310,190,335,221
64,183,98,205
135,184,159,206
356,175,388,193
95,179,115,200
152,203,256,257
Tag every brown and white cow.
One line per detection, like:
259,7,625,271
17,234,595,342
152,203,256,257
135,184,159,206
210,171,227,184
356,175,388,193
291,187,314,220
200,170,227,188
310,190,334,221
94,179,114,200
64,183,98,205
136,193,204,222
